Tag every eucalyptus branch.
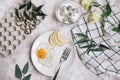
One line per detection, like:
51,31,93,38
15,62,32,80
74,32,109,54
15,1,46,34
100,3,112,36
112,23,120,32
104,19,120,33
92,1,104,8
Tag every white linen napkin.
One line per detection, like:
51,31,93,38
72,0,120,79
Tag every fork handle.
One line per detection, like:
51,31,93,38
53,66,61,80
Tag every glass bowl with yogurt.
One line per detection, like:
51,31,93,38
55,0,81,24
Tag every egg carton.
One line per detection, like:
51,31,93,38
0,0,29,58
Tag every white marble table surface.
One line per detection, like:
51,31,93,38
0,0,120,80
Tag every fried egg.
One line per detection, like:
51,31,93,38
37,43,56,67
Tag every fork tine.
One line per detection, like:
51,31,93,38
61,48,68,57
66,47,71,54
65,48,71,58
64,48,71,57
60,47,71,61
63,47,69,54
64,47,71,54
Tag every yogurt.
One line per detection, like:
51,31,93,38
55,0,81,24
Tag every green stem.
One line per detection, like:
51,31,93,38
101,20,106,36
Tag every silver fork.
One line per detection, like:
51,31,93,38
52,47,71,80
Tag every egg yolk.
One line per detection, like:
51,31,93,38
37,48,48,59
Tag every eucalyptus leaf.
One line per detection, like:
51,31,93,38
22,62,29,74
23,11,30,20
22,74,31,80
42,16,46,19
15,9,20,20
75,33,88,38
75,38,89,44
106,3,112,13
27,1,32,10
101,12,108,18
118,23,120,29
90,47,104,51
92,2,100,7
101,3,112,18
36,12,46,17
112,27,120,32
99,44,110,49
35,5,44,12
19,4,27,10
15,64,22,79
81,44,96,48
31,12,36,20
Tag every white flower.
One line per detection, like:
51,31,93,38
80,0,93,10
88,8,102,22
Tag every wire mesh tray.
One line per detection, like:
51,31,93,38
71,0,120,79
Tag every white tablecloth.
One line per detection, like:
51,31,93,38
0,0,120,80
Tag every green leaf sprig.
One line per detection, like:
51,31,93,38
93,2,120,34
101,3,112,19
15,1,47,34
86,1,114,36
15,64,22,79
112,23,120,32
15,62,31,80
92,2,101,7
17,1,47,21
91,1,112,18
100,3,112,36
75,32,110,54
100,3,120,33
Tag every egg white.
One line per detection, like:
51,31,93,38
37,43,56,67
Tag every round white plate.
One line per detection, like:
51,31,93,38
31,31,75,77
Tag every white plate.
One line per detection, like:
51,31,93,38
31,31,75,77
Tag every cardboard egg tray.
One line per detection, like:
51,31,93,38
0,1,27,58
